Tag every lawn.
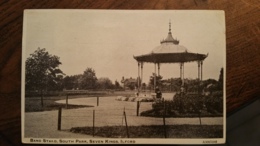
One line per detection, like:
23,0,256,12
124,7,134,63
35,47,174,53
70,125,223,138
25,95,95,112
24,92,171,112
24,93,223,139
24,91,139,112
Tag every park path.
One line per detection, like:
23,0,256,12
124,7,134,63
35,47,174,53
24,96,223,138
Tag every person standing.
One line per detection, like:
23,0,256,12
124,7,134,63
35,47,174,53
155,86,162,99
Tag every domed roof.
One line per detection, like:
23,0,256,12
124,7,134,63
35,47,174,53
150,22,189,54
134,22,208,63
160,22,180,45
151,43,190,54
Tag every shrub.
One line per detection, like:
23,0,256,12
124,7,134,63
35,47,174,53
141,91,223,117
204,91,223,113
173,93,203,114
150,100,181,117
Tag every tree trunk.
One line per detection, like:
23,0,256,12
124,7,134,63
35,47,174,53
40,89,43,107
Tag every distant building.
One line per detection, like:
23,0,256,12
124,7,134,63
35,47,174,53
121,76,137,90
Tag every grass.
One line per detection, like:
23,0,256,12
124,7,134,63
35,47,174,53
25,95,94,112
25,94,223,139
24,92,136,112
70,125,223,138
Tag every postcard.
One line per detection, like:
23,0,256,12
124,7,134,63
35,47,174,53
22,10,226,144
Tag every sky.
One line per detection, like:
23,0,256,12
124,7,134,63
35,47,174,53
23,10,225,84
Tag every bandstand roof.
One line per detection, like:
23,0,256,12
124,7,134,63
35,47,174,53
134,22,208,63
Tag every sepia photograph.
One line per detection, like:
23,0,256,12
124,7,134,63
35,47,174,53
21,10,226,144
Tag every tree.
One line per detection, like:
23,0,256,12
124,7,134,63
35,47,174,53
115,80,121,89
55,75,64,91
149,74,163,90
26,48,64,106
96,77,114,90
79,68,97,89
218,68,224,90
125,77,137,90
127,82,136,90
63,74,82,90
63,76,73,90
141,83,146,91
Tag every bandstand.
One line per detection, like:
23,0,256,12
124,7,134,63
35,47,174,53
134,22,208,95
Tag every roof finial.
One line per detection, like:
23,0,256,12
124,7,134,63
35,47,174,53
169,19,171,32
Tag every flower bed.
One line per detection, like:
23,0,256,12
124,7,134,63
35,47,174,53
141,92,223,117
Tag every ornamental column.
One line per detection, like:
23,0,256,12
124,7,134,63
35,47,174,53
157,63,160,90
201,61,203,80
154,63,157,90
157,63,160,76
197,61,201,95
138,62,140,93
180,62,185,93
182,63,185,86
180,63,182,80
140,62,143,92
198,61,201,81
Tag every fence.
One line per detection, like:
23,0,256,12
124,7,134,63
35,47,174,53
56,99,175,138
55,96,209,138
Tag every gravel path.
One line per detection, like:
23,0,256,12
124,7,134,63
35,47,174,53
24,96,223,138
